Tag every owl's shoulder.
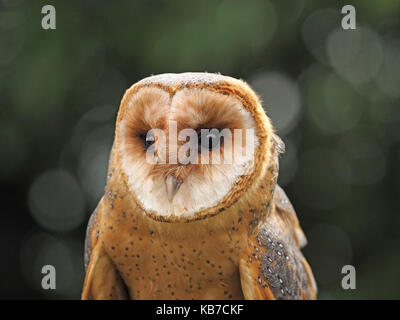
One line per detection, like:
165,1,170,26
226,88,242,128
84,198,104,271
270,184,307,248
239,184,317,299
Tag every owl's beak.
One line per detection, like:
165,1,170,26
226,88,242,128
165,175,182,202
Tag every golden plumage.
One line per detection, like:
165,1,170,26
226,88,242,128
81,72,317,300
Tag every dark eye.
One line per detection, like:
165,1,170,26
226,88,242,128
198,129,221,151
140,131,155,149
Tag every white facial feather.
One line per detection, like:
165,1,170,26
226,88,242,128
119,88,259,218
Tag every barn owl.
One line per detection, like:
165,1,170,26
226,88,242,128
81,72,317,300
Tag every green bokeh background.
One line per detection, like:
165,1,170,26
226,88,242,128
1,0,400,299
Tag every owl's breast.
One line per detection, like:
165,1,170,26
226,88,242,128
99,193,255,299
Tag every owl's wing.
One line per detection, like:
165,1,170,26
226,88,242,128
84,203,98,272
81,198,129,300
239,185,317,300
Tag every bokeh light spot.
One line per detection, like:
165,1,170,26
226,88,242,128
78,125,114,207
20,231,84,299
250,72,301,135
327,27,384,85
293,148,351,211
301,65,363,134
337,134,386,186
376,39,400,99
28,169,86,232
301,8,340,64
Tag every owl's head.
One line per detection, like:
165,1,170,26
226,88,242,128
114,73,278,222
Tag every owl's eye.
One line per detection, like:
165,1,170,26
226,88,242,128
198,129,221,151
140,131,155,150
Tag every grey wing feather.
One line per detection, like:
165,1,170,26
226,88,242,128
84,206,98,271
273,184,307,248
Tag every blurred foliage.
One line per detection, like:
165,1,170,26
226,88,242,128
1,0,400,299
